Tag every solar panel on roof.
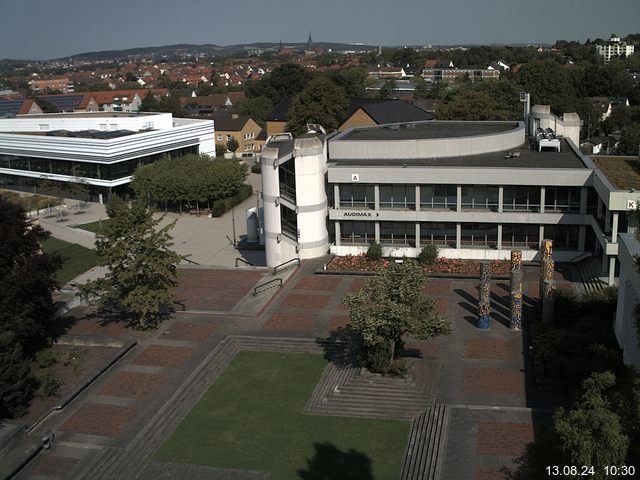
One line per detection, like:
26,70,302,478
0,100,24,115
42,95,84,110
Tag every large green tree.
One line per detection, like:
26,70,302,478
81,201,185,328
516,59,577,114
0,197,60,347
286,77,348,135
618,123,640,155
343,260,452,373
0,332,37,418
437,79,521,121
236,96,273,127
245,63,311,104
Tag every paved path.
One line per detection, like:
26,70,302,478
13,260,573,480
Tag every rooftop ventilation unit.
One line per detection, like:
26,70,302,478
266,132,293,144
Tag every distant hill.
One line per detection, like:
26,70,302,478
60,42,380,61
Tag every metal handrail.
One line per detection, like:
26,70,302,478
235,257,255,267
273,257,300,274
253,278,282,296
183,257,200,265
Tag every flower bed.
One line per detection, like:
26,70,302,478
326,255,512,276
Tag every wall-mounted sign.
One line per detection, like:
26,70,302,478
342,211,380,218
351,173,360,182
628,200,638,210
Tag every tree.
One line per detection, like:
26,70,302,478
286,77,347,135
140,91,160,111
81,201,185,328
437,79,521,121
0,332,38,418
245,63,311,104
235,96,273,127
226,136,240,155
343,261,452,373
0,197,60,348
516,59,577,114
379,79,396,99
554,372,629,476
618,123,640,155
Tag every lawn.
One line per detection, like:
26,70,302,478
42,237,100,284
74,218,112,233
155,351,410,480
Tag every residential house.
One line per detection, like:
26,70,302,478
597,34,635,63
589,96,630,121
212,113,263,154
0,99,43,116
180,93,246,116
368,66,406,79
339,98,435,132
265,97,292,136
39,93,99,113
28,77,74,93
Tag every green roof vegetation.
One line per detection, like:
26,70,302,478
592,156,640,190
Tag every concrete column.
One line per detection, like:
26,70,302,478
498,186,504,213
334,221,341,246
539,225,545,248
333,184,340,209
580,186,588,215
415,223,421,249
497,224,503,250
605,208,611,233
456,185,462,212
539,186,545,213
578,225,586,251
602,254,609,276
612,212,619,242
374,185,380,210
415,185,421,212
375,222,380,243
608,256,616,286
456,223,461,249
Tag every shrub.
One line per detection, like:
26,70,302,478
366,242,383,261
36,373,62,398
210,184,253,217
417,244,439,266
360,343,391,374
35,349,57,368
251,162,262,174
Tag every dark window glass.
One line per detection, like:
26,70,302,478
340,221,375,244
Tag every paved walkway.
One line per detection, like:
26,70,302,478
12,259,573,480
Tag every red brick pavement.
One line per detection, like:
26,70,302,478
424,279,453,296
476,421,534,456
434,297,448,315
464,368,525,395
295,276,341,291
131,345,195,369
263,312,319,331
347,278,367,293
160,321,217,342
60,403,139,437
404,341,439,359
98,371,169,400
465,338,521,360
281,293,331,309
172,269,264,311
326,315,350,333
475,467,509,480
30,455,79,476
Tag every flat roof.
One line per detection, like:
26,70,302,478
9,129,139,139
339,121,519,141
7,112,157,119
592,156,640,190
329,138,587,169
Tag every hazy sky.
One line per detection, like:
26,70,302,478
1,0,639,60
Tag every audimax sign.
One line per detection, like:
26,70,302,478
342,211,380,217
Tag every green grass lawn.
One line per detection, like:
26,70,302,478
42,237,100,284
74,218,112,234
155,351,410,480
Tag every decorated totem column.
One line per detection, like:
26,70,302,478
477,261,491,329
539,239,554,301
510,250,524,330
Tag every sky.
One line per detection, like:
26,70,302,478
1,0,639,60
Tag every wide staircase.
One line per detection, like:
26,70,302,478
400,405,450,480
570,256,607,294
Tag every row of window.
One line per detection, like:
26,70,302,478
337,184,586,213
0,146,198,181
338,221,580,250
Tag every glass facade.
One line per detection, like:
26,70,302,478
502,224,540,249
340,184,375,209
544,186,581,212
503,186,541,211
0,146,198,181
380,222,415,246
379,184,415,209
420,185,456,210
280,205,298,240
420,222,456,247
544,224,579,250
278,159,296,202
461,185,499,211
460,223,498,248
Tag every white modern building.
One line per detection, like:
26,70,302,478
596,34,635,63
260,108,640,286
615,233,640,370
0,112,215,202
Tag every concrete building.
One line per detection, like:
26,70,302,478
28,77,74,94
0,112,215,202
596,34,635,63
259,108,640,286
211,113,263,154
615,233,640,370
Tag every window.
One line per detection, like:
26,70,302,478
217,134,223,141
339,184,375,209
380,222,416,246
278,159,296,201
38,124,49,131
502,224,539,249
544,225,579,250
99,124,107,131
544,186,581,212
460,223,498,248
280,205,298,240
340,221,375,245
379,184,415,209
420,222,456,248
503,186,540,212
420,185,456,210
461,185,498,211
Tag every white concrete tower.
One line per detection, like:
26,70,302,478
260,139,286,267
293,134,329,260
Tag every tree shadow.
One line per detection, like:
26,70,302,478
316,328,360,369
297,442,374,480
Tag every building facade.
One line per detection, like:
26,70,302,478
260,110,639,286
0,112,215,202
615,233,640,369
596,34,635,63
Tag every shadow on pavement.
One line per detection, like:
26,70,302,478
297,442,374,480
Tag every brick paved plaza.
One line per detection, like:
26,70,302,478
16,259,571,480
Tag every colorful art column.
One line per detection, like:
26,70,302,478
477,261,491,329
539,239,554,301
